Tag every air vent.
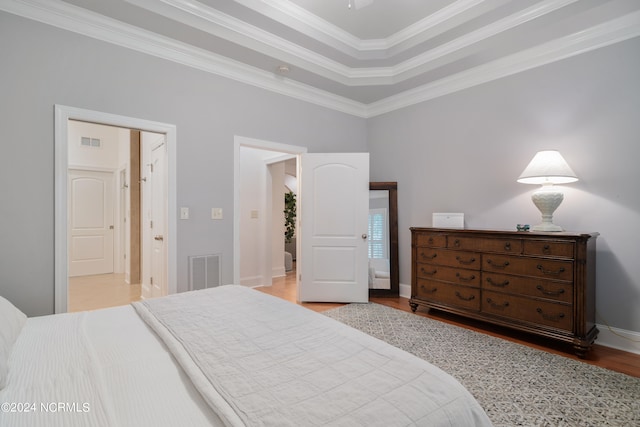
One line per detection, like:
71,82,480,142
80,136,101,148
188,254,221,291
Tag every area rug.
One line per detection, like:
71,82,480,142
323,303,640,427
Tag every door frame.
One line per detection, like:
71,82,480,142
54,105,177,313
233,136,307,287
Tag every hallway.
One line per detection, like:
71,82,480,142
68,273,141,312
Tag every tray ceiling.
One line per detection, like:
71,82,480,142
3,0,640,116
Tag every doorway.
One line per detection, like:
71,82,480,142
234,137,370,304
233,136,306,289
65,121,167,311
54,105,177,314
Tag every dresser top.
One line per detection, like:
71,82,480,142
410,227,599,239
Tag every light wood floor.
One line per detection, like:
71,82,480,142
68,273,141,312
257,268,640,379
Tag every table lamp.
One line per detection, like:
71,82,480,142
517,150,578,232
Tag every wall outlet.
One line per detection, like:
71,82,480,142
211,208,223,220
180,207,189,220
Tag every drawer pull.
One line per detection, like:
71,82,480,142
453,239,461,248
455,272,476,282
486,277,509,287
543,244,552,255
420,285,437,294
420,252,437,260
455,256,476,265
420,267,437,276
486,259,510,269
536,264,565,276
486,298,509,309
428,237,434,245
536,285,565,297
455,291,475,301
504,242,512,251
536,308,565,322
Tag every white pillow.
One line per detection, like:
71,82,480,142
0,295,27,389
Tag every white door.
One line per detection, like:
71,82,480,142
299,153,370,303
143,137,167,299
68,170,115,277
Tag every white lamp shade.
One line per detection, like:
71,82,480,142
517,150,578,185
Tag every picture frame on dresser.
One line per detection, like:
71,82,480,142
409,227,598,358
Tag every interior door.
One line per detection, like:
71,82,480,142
68,170,115,277
142,135,167,299
299,153,370,302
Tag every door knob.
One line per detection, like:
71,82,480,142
154,235,164,241
362,234,368,239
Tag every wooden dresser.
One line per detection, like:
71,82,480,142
410,228,598,357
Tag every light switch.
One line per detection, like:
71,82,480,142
211,208,223,220
180,207,189,220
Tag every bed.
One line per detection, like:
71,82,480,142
0,285,492,426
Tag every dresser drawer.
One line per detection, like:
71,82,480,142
524,240,574,259
414,233,447,248
415,279,480,311
410,228,598,358
416,263,480,286
483,290,573,331
481,272,573,304
483,255,573,281
415,248,480,270
449,236,521,254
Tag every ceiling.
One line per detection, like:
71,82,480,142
4,0,640,116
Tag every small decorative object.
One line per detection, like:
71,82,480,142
517,150,578,232
516,224,530,232
432,213,464,229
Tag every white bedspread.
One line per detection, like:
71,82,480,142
0,305,223,427
133,285,492,426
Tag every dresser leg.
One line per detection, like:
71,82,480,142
573,342,590,359
409,301,418,312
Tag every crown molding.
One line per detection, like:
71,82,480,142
233,0,366,57
127,0,359,84
237,0,488,56
224,0,577,61
126,0,581,87
386,0,581,83
366,10,640,117
0,0,368,117
1,0,638,119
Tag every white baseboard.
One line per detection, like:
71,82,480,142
272,267,286,278
240,275,263,287
399,282,411,299
595,324,640,355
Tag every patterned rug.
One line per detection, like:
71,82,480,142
323,303,640,427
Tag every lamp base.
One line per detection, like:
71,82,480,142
530,185,565,233
531,223,563,232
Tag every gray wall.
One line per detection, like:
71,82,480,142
368,38,640,334
0,12,367,316
2,10,639,338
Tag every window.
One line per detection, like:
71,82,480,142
368,208,388,259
